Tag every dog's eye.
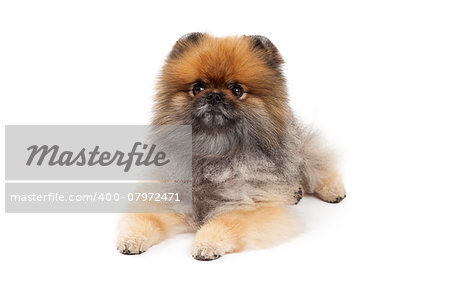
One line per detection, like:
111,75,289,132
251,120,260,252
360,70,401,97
192,82,206,96
229,84,244,98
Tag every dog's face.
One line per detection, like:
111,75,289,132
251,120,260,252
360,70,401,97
154,33,290,155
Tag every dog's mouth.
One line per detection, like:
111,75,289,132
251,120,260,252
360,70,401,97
195,104,235,127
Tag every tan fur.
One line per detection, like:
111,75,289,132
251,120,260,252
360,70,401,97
314,172,346,203
191,206,301,260
117,213,192,255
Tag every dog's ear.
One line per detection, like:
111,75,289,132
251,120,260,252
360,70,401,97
245,35,284,68
169,32,206,59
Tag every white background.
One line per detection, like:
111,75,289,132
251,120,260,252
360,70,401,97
1,0,449,299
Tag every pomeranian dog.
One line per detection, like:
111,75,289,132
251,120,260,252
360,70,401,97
117,33,346,260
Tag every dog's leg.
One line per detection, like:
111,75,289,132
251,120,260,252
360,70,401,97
117,213,192,255
296,129,347,203
191,206,300,261
314,171,347,203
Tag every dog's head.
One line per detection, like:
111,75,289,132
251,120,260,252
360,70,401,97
154,33,289,156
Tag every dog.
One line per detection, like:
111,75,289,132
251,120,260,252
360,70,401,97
117,33,346,260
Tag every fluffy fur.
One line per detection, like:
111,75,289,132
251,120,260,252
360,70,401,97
117,33,346,260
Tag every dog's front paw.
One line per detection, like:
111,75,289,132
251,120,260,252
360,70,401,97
191,228,236,261
117,233,153,255
191,240,226,261
191,244,224,261
315,174,346,203
116,215,161,255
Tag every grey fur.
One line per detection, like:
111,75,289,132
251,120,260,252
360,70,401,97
190,112,336,224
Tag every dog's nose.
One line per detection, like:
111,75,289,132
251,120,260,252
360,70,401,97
206,92,223,105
